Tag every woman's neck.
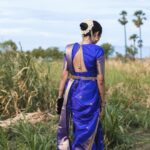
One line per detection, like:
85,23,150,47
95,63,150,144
80,36,92,44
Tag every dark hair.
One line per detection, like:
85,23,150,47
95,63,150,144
80,20,102,37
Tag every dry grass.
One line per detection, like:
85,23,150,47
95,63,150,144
0,51,150,149
0,111,54,128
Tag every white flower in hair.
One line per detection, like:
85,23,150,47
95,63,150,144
81,20,94,35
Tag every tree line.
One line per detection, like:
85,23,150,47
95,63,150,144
0,40,64,60
0,40,114,60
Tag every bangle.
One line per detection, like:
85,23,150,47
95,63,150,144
58,96,63,99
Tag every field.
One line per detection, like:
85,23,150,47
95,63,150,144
0,51,150,150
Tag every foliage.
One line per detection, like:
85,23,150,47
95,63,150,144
31,46,63,60
0,40,18,51
101,43,114,59
45,47,64,59
133,10,147,28
31,46,46,58
115,52,124,60
129,34,138,43
126,46,138,59
128,33,138,59
118,10,128,25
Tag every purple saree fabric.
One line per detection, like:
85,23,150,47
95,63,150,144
57,43,105,150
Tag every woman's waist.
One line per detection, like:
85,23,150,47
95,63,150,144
68,74,97,81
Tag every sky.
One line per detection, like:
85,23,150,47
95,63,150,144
0,0,150,57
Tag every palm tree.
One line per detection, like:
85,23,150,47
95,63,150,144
118,10,128,57
129,34,138,51
133,10,146,59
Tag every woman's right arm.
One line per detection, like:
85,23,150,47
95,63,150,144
96,49,105,109
97,74,105,107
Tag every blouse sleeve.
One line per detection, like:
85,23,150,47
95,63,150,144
96,47,105,76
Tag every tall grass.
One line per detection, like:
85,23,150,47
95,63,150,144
0,51,60,119
103,59,150,149
0,51,150,149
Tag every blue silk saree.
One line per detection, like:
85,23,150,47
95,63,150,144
57,43,105,150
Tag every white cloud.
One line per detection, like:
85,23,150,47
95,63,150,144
0,0,149,57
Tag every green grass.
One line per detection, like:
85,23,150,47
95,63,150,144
0,51,150,149
0,117,58,150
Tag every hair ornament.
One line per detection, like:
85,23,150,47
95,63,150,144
81,20,94,35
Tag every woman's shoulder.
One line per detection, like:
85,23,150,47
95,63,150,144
64,43,76,53
93,44,104,50
87,44,104,51
93,44,104,58
81,43,104,58
66,42,80,48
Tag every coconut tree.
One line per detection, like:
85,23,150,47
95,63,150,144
133,10,146,59
118,10,128,57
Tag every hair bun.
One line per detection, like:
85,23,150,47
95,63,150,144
80,23,88,31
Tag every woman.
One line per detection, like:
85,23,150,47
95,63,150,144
56,19,105,150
